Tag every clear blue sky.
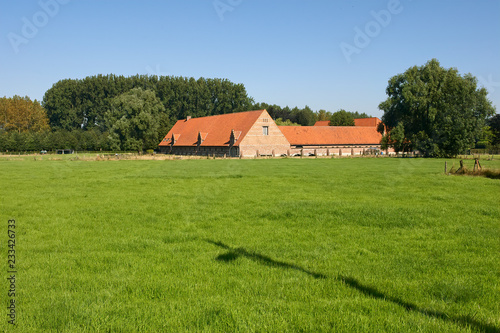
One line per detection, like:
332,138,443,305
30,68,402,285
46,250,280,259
2,0,499,118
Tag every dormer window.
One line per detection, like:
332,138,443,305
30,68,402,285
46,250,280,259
230,129,242,146
198,132,208,145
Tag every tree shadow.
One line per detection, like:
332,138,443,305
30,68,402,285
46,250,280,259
205,239,326,279
216,251,239,262
205,239,499,333
338,276,499,333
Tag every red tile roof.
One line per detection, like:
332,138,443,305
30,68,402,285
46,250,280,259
159,110,265,147
354,117,381,127
314,120,331,126
278,126,382,146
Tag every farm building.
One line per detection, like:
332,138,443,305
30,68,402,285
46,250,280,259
158,110,290,157
354,117,382,127
279,125,384,156
158,110,388,157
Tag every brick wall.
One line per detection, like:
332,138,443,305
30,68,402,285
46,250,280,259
238,110,290,157
166,146,240,157
288,145,393,156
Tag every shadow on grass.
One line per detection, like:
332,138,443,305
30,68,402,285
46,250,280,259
206,239,326,279
339,276,499,333
205,239,499,333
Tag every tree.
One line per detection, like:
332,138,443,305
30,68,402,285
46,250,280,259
328,109,371,126
43,74,253,131
379,59,496,157
488,114,500,146
317,109,332,121
379,122,409,153
330,109,355,126
274,118,301,126
105,88,165,151
293,106,316,126
0,96,50,133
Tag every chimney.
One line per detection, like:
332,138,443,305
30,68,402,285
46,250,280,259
186,116,191,121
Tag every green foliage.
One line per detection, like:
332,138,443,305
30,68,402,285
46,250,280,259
105,88,165,151
43,75,253,131
380,122,409,153
475,126,494,148
253,103,319,126
0,158,499,332
293,105,316,126
330,109,355,126
0,129,112,152
379,59,496,157
488,114,500,146
329,110,372,126
274,118,301,126
36,74,255,152
317,109,332,121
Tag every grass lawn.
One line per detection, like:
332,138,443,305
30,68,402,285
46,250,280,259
1,157,499,332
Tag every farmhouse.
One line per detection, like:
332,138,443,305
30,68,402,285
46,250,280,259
158,110,387,157
158,110,290,157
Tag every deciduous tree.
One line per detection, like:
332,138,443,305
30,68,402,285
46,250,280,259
105,88,165,151
488,114,500,146
0,96,50,133
330,109,355,126
379,59,496,157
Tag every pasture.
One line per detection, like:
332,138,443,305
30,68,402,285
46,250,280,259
0,157,499,332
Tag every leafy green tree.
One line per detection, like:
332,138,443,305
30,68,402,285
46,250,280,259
43,75,252,134
350,111,371,119
105,88,165,151
475,126,494,148
379,59,496,157
330,109,355,126
317,109,332,121
329,109,372,126
488,114,500,146
293,106,316,126
380,122,409,153
274,118,301,126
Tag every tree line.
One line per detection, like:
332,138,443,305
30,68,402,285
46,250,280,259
1,74,371,152
2,60,498,155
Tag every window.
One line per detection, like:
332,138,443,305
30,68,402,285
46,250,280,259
262,126,269,136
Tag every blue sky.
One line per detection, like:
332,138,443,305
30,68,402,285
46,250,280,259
1,0,499,118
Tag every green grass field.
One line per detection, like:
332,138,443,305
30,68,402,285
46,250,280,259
1,157,499,332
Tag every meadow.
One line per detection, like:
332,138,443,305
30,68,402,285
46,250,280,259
0,156,499,332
